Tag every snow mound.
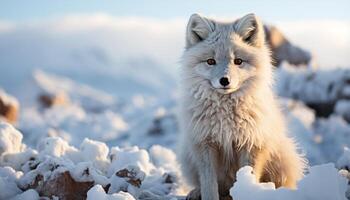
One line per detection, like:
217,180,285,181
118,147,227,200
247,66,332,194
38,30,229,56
230,164,348,200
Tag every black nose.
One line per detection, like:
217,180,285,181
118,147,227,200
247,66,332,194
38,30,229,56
219,77,230,87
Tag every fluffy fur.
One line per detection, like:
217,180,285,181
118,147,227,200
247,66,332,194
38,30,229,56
178,13,307,200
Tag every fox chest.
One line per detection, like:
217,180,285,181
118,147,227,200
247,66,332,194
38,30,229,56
190,103,247,141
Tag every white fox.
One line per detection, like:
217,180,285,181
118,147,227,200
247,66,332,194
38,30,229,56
178,13,306,200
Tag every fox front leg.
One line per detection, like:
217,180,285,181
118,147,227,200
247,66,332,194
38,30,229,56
196,147,220,200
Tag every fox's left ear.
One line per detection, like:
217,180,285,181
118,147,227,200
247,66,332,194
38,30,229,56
235,13,265,47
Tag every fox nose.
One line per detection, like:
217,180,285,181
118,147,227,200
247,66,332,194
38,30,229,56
219,77,230,87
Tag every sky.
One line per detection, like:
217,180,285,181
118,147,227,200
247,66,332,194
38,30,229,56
1,0,350,22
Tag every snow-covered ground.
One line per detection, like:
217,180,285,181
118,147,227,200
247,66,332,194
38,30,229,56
1,15,350,200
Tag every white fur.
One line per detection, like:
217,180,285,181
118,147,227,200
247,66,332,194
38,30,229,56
178,13,306,200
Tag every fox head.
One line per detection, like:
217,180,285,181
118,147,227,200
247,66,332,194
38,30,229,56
182,13,272,96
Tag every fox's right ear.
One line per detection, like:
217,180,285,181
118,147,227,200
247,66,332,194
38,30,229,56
186,13,215,48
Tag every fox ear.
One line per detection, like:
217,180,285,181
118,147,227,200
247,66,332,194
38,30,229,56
186,13,215,48
235,13,265,47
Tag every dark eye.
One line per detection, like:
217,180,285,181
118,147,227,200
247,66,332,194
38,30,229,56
206,58,216,65
234,58,243,65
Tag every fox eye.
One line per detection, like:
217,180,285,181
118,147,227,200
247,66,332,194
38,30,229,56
206,58,216,65
234,58,243,65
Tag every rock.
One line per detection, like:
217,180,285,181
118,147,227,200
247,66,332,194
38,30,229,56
31,171,94,200
116,167,145,188
264,25,311,67
162,172,177,184
38,92,69,108
148,118,163,135
108,166,145,197
0,89,19,124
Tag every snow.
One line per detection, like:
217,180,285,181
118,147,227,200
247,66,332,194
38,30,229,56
0,122,23,155
0,89,19,108
108,165,145,197
87,184,136,200
230,164,348,200
70,162,109,185
108,146,155,176
335,100,350,121
10,189,39,200
149,145,179,173
0,167,22,199
34,70,117,111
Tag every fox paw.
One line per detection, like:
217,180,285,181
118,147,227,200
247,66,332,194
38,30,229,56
186,188,201,200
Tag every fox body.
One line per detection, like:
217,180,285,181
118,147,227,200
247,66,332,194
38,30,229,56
178,13,306,200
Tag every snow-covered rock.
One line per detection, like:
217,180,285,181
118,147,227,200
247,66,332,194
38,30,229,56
0,122,181,199
108,146,155,177
0,122,23,155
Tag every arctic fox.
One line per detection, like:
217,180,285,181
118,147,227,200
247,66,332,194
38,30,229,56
178,13,306,200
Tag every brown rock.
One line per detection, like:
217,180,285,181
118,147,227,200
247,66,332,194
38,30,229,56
0,90,19,124
31,171,94,200
116,168,143,188
39,92,69,108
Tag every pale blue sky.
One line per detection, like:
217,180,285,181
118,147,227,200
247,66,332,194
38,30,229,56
1,0,349,22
